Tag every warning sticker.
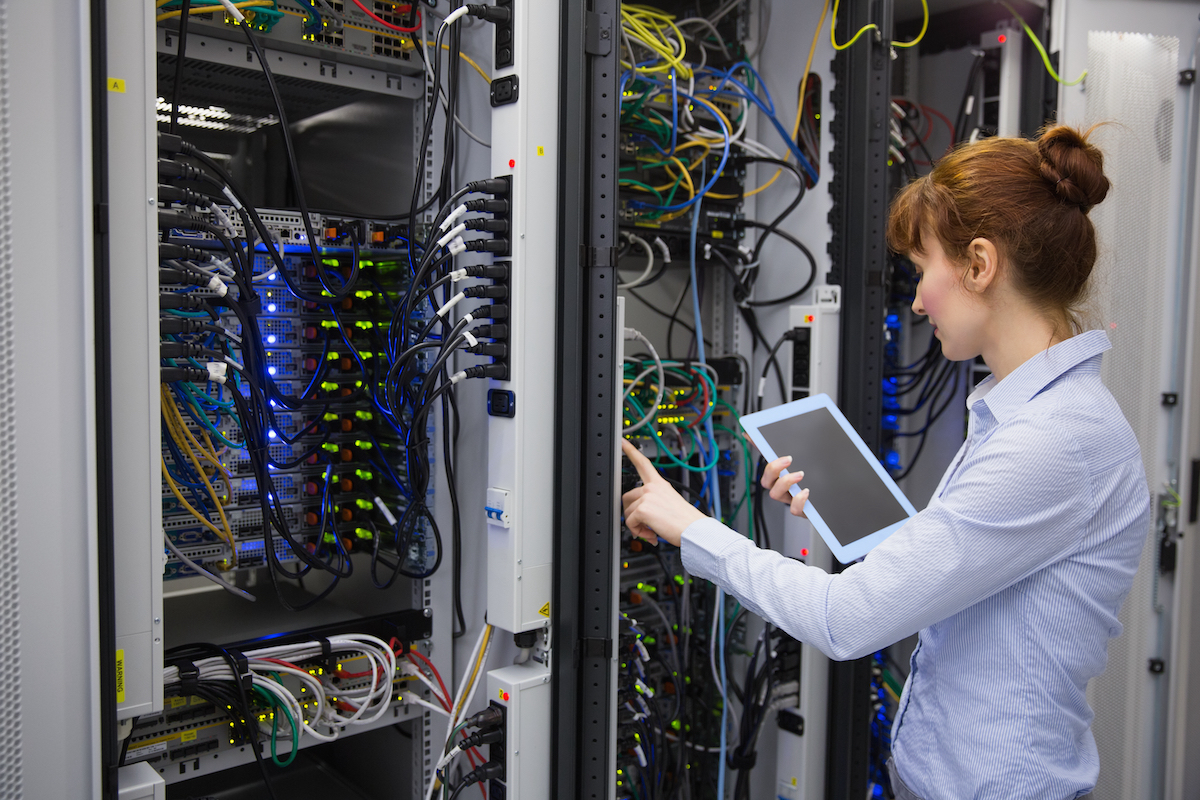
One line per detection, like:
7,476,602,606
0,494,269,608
115,650,126,703
169,697,188,709
180,730,198,743
538,602,550,618
107,78,126,93
124,741,168,764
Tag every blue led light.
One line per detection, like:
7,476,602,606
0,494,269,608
268,430,277,439
267,303,277,312
268,366,277,375
266,335,277,344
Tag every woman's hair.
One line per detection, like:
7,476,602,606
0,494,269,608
887,124,1111,331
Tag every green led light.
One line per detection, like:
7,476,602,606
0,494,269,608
322,532,336,543
355,499,374,510
327,352,341,360
355,411,374,421
355,469,374,481
321,443,339,453
673,575,685,585
354,290,374,299
354,527,373,539
355,440,374,450
671,720,681,731
323,413,339,422
354,321,375,329
644,636,656,645
320,382,339,392
320,320,339,328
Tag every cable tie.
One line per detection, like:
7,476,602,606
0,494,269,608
374,496,398,527
439,204,468,231
653,236,672,263
217,0,246,21
449,370,468,385
635,640,650,662
206,275,229,298
448,237,467,257
206,362,228,385
462,331,479,348
436,291,466,318
221,185,244,211
704,242,712,260
757,376,767,398
444,5,469,24
635,678,655,698
449,268,468,282
461,312,475,325
634,743,647,768
437,222,467,249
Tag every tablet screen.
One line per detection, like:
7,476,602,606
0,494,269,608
758,407,909,547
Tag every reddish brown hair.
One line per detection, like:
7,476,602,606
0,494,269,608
887,125,1111,331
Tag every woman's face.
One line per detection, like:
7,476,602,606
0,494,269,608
909,235,985,362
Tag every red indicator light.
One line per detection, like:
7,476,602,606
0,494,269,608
997,34,1007,43
804,315,815,323
508,158,516,168
801,548,809,557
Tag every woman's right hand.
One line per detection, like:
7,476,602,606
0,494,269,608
761,456,810,517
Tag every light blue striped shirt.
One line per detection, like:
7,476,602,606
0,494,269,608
681,330,1149,799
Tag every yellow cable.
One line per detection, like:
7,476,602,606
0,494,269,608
999,1,1086,86
892,0,928,48
830,0,877,51
453,625,493,720
161,386,236,558
161,459,229,543
157,1,275,22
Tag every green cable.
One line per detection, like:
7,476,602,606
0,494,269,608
618,179,665,204
251,686,298,767
999,1,1086,86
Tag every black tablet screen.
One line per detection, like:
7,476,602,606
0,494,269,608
758,407,910,546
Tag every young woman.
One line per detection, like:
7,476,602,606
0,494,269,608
620,125,1149,800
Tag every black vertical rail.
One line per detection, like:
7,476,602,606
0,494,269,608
89,0,119,797
826,0,892,797
551,0,586,796
552,1,619,798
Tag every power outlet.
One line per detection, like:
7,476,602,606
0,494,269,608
490,75,519,107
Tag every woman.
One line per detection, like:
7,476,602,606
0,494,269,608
620,125,1149,800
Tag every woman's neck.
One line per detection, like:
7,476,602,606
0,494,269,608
979,299,1066,382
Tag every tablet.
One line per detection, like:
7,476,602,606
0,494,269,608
740,394,917,563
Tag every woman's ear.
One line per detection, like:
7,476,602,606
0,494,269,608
964,237,999,294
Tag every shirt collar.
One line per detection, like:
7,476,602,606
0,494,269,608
967,330,1112,424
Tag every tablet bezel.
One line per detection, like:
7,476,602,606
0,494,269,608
739,393,917,563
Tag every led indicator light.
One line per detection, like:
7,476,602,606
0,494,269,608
804,315,815,323
997,34,1007,43
508,158,516,168
801,548,809,557
266,335,276,344
268,366,277,375
267,303,277,312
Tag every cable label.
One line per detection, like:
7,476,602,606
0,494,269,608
115,649,126,703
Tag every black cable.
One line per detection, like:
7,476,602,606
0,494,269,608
168,0,191,136
733,221,818,307
954,51,985,143
442,374,467,638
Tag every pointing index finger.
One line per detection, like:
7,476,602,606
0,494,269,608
621,439,662,484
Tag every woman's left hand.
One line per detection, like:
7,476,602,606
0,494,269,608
621,440,707,547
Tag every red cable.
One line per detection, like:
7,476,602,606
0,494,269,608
407,650,453,709
921,104,956,148
348,0,422,33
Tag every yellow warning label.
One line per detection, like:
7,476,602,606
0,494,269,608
536,145,545,156
538,602,550,617
107,78,126,93
115,649,126,703
169,697,188,709
180,730,198,743
190,696,206,706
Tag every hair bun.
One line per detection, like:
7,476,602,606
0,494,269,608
1037,124,1111,213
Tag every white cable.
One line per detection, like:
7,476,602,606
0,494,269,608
622,328,665,434
617,232,657,289
162,534,255,601
427,623,491,800
217,0,246,22
401,692,452,718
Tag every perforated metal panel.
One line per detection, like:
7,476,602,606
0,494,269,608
0,1,22,794
1083,30,1179,800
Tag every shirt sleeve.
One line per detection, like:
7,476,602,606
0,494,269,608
680,414,1094,661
